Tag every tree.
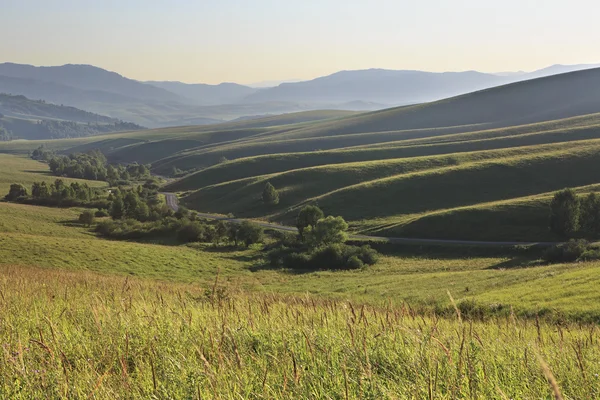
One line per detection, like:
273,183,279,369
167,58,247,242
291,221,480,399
134,202,150,221
123,191,140,218
306,216,349,247
237,221,264,247
5,184,28,201
296,205,324,240
107,164,119,181
213,221,228,247
580,192,600,236
550,189,580,237
262,182,279,205
227,223,240,246
110,196,125,220
78,210,95,227
31,182,50,198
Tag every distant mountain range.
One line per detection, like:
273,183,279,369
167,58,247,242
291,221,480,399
0,62,598,128
0,93,143,140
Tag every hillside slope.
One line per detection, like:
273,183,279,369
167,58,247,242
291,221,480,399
0,93,143,140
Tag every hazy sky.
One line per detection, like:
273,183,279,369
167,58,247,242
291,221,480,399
1,0,599,84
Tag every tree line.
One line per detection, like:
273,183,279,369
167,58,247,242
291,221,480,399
550,189,600,238
31,147,150,184
5,179,106,208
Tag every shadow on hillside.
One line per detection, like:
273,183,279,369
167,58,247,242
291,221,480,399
23,170,54,176
59,219,84,228
486,257,545,270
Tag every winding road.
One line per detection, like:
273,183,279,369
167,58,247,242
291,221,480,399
162,193,558,247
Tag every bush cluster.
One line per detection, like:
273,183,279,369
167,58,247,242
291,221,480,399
5,179,107,208
268,243,379,271
95,217,264,247
542,239,600,263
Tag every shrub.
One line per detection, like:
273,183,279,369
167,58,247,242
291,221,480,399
262,182,279,206
78,210,95,227
237,221,264,247
549,189,580,237
177,222,204,243
578,249,600,262
269,243,379,271
543,239,589,263
95,209,109,218
306,216,348,247
5,184,28,201
296,205,324,240
347,255,364,269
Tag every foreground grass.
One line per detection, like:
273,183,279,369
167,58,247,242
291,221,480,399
0,264,598,399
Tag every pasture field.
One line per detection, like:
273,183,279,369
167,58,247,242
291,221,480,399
0,153,107,194
3,197,600,321
0,264,598,399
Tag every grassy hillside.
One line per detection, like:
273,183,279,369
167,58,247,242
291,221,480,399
5,167,600,321
5,264,600,398
0,93,144,139
0,153,107,194
4,69,600,242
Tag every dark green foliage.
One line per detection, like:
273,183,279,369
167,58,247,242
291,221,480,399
177,222,205,243
30,146,55,161
580,192,600,236
94,217,265,247
268,243,379,271
78,210,95,227
110,196,125,220
305,216,348,246
543,239,589,263
237,221,264,247
94,209,109,218
5,183,28,201
296,205,324,240
549,189,580,237
5,179,107,208
262,182,279,205
45,150,150,183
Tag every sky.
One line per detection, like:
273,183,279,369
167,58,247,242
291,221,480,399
1,0,599,84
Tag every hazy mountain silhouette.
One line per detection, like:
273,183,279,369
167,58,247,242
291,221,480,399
146,81,258,105
0,63,183,103
241,64,600,105
292,67,600,137
0,93,143,140
241,69,510,105
1,62,598,129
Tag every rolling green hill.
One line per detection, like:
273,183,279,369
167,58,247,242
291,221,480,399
0,93,144,139
3,68,600,242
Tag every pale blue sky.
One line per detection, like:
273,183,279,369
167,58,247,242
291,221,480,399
1,0,598,84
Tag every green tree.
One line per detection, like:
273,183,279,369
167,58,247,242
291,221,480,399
580,192,600,236
306,216,349,246
227,223,240,246
78,210,95,227
237,221,264,247
31,182,50,198
262,182,279,205
5,184,28,201
296,205,324,240
110,196,125,220
123,191,140,218
213,221,228,247
550,189,581,237
106,165,119,181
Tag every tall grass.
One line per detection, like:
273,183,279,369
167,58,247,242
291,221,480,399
1,264,599,398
